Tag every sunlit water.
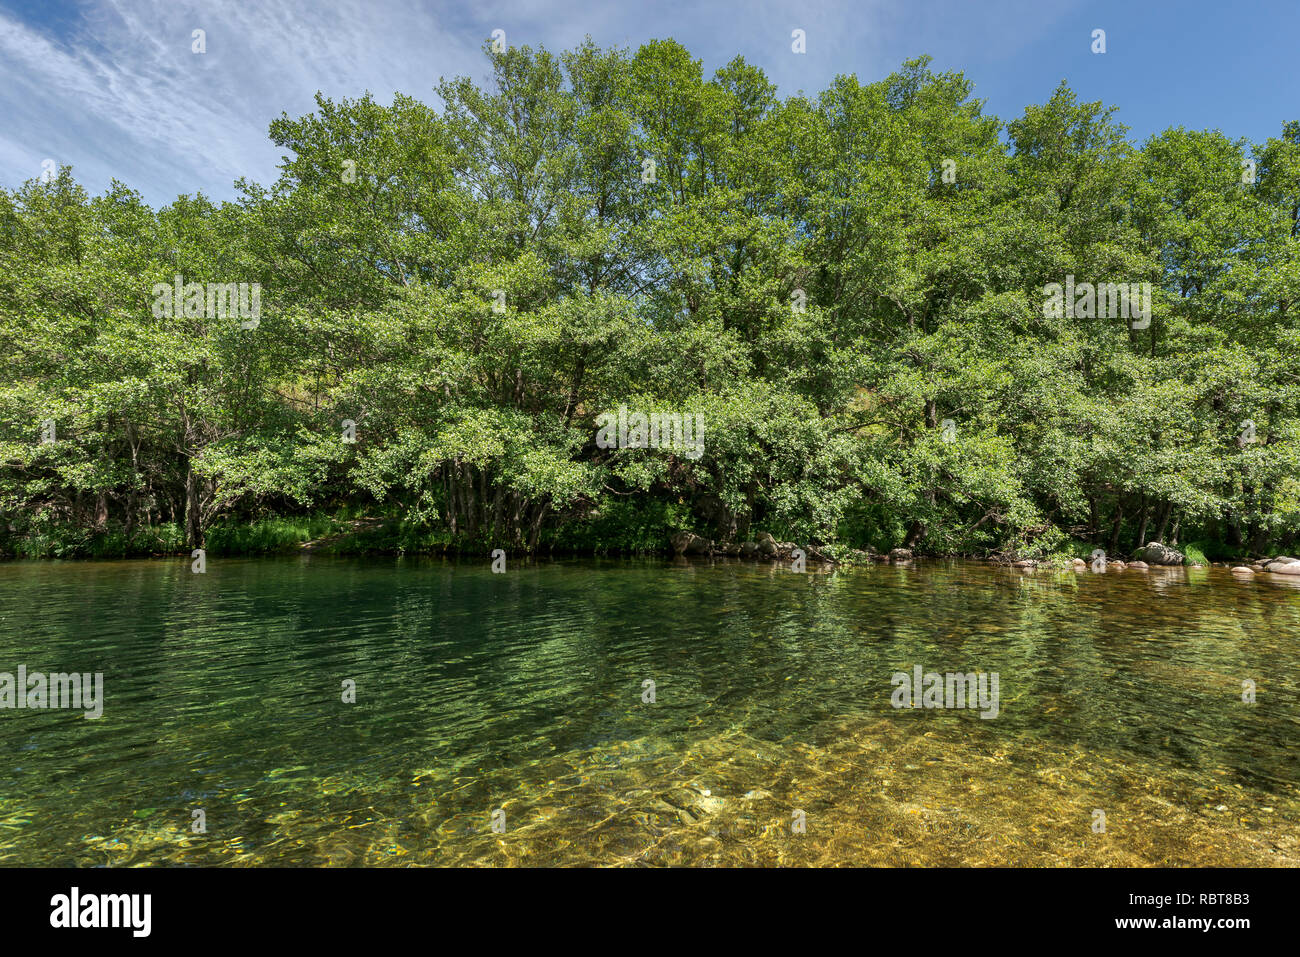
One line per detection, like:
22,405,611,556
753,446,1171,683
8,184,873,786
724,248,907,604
1,556,1297,866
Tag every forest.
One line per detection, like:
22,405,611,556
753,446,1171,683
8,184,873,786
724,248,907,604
2,39,1297,562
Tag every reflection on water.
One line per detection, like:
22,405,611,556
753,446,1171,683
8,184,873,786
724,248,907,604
0,556,1296,866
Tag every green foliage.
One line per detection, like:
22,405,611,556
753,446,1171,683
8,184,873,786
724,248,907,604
0,516,186,559
205,515,344,555
2,43,1299,560
543,498,694,554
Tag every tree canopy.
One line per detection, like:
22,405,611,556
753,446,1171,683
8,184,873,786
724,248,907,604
2,40,1298,559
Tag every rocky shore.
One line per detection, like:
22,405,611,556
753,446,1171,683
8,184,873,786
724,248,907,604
670,533,1300,578
670,530,848,565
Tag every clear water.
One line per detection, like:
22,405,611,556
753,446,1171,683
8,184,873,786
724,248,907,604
1,556,1296,866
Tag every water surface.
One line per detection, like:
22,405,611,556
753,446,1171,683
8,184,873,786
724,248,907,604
1,556,1297,866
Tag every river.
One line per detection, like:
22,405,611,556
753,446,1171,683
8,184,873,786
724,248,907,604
1,556,1296,866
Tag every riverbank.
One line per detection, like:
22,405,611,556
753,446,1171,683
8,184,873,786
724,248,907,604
5,514,1297,582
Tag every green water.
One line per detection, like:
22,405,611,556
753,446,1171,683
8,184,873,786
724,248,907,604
1,556,1297,866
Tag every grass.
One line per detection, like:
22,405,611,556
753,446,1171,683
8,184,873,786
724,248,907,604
2,520,187,559
204,515,346,555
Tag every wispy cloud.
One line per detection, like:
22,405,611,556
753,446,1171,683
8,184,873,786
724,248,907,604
0,0,1083,205
0,0,482,203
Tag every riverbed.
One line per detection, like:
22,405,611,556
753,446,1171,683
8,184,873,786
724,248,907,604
1,556,1296,866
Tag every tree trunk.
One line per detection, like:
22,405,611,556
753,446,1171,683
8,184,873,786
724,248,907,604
1108,501,1124,555
1155,500,1172,543
527,501,549,551
184,462,205,548
1249,524,1271,555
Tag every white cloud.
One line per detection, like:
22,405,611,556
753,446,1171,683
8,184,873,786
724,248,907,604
0,0,1080,205
0,0,483,203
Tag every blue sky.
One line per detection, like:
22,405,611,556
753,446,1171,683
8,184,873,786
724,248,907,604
2,0,1297,207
